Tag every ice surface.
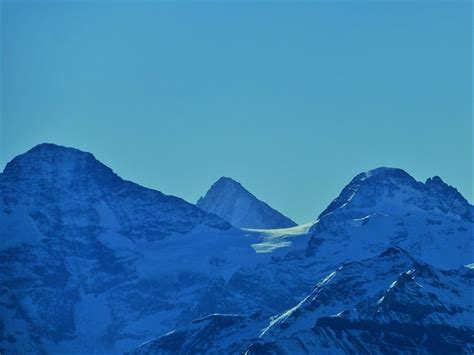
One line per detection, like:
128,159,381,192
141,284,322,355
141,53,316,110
1,145,472,354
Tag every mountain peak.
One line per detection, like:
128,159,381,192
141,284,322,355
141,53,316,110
212,176,246,192
4,143,96,170
29,142,85,153
318,167,471,220
425,175,444,185
215,176,240,184
21,143,95,162
197,177,296,229
317,167,418,218
196,177,246,207
353,167,416,184
425,175,467,202
1,143,121,189
1,143,231,244
365,166,410,177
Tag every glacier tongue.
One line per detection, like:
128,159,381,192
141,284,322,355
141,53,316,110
1,145,473,354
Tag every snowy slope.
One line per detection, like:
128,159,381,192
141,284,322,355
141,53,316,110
197,177,296,229
305,167,473,269
0,143,231,248
1,147,472,354
0,144,273,353
253,247,474,354
128,247,474,354
126,313,267,355
185,168,473,328
247,222,315,254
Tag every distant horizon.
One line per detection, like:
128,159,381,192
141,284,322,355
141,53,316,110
2,141,472,225
2,1,472,223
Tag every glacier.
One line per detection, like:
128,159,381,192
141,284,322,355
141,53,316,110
0,144,472,354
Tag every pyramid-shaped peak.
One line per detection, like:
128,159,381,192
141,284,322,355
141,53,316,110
216,176,239,184
197,177,296,229
213,176,246,189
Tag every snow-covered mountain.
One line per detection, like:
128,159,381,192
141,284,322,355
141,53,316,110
196,176,296,229
256,247,474,354
305,167,473,269
317,167,472,222
129,167,473,354
1,146,472,354
184,167,473,324
0,143,231,248
128,247,474,354
0,144,271,353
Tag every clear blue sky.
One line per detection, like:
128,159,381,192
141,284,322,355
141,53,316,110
1,1,472,223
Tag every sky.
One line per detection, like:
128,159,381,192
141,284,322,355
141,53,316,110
1,1,472,224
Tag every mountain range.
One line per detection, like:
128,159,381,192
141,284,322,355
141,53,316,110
129,247,473,354
0,143,472,354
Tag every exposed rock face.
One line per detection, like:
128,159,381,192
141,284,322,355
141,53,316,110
0,144,249,353
129,248,474,354
197,176,296,229
305,167,473,269
317,167,472,221
1,147,472,354
1,143,231,246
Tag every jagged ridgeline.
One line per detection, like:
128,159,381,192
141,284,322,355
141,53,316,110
1,144,472,354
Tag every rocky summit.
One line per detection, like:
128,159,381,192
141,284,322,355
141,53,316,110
1,145,472,354
197,176,296,229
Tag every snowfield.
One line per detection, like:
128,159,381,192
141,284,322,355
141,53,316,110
0,144,472,354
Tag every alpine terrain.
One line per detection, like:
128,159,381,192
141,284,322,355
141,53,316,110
1,144,472,354
196,176,297,229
